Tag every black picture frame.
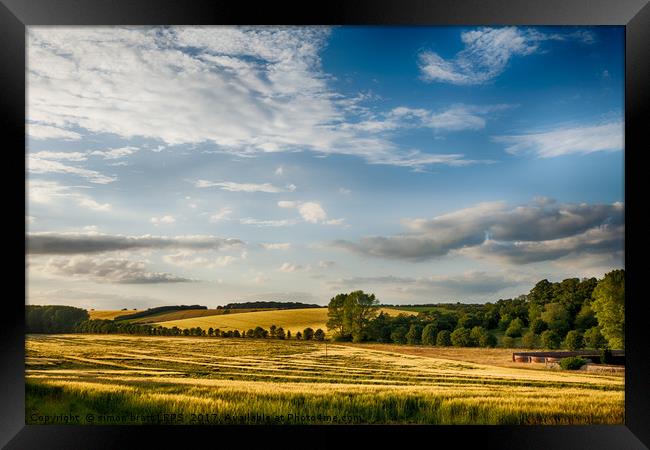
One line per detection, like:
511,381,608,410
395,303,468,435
2,0,648,448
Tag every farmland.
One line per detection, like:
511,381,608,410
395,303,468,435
25,334,624,425
147,307,415,335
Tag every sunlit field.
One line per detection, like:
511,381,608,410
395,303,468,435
148,307,415,335
25,334,624,425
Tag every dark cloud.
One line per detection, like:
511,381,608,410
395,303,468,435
330,200,624,263
27,232,244,255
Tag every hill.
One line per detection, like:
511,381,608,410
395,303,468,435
153,307,416,335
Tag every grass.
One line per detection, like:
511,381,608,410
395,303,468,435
126,308,279,324
26,334,624,425
150,307,415,335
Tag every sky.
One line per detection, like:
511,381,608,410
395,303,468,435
25,26,625,309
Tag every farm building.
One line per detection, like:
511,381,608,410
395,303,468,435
512,350,625,365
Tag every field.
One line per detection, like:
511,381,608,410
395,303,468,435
88,310,143,320
25,334,624,425
148,307,415,335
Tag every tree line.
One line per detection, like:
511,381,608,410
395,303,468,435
326,270,625,350
71,318,326,341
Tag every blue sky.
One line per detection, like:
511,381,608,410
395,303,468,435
26,26,624,308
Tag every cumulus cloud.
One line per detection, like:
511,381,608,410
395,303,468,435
418,27,595,85
26,232,243,255
330,199,623,263
277,200,343,225
493,121,623,157
195,180,296,193
44,255,193,284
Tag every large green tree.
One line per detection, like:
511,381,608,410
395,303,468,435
326,291,379,342
591,269,625,349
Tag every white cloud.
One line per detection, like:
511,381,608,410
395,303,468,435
26,215,36,224
278,262,311,273
27,123,82,140
88,146,138,159
493,121,623,157
418,27,595,85
239,218,297,227
338,188,351,195
162,250,239,268
28,180,112,212
275,166,284,175
209,207,233,223
27,26,492,171
260,243,291,250
30,151,87,161
150,215,176,225
28,156,116,184
195,180,295,193
278,200,298,208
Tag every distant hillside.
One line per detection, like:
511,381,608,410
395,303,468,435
221,301,322,310
114,305,207,321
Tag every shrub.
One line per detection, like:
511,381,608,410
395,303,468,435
479,332,498,348
303,328,314,341
563,330,584,351
436,330,451,346
314,329,325,341
559,356,587,370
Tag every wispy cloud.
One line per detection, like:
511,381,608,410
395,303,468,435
493,121,623,157
195,180,296,193
28,180,112,212
418,27,595,85
28,156,116,184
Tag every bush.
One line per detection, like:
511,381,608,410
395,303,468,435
436,330,451,346
314,329,325,341
559,356,587,370
469,326,487,347
405,324,422,345
541,330,561,349
450,327,471,347
563,330,584,350
303,327,314,341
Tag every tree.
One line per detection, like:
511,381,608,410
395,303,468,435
326,291,379,341
591,269,625,349
436,330,451,347
574,304,598,331
314,328,325,341
287,330,292,340
541,302,570,336
208,327,214,337
541,330,561,349
501,336,516,348
405,324,422,345
469,326,488,347
479,331,498,348
530,318,547,334
584,326,607,349
563,330,584,351
275,327,285,340
233,330,241,338
458,314,482,329
522,331,538,349
505,318,524,338
296,331,302,340
246,328,255,338
269,325,277,338
421,323,438,346
450,327,471,347
303,327,314,341
528,279,554,306
390,326,407,344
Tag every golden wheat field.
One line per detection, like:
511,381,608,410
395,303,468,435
148,307,415,335
25,334,624,425
87,310,144,320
